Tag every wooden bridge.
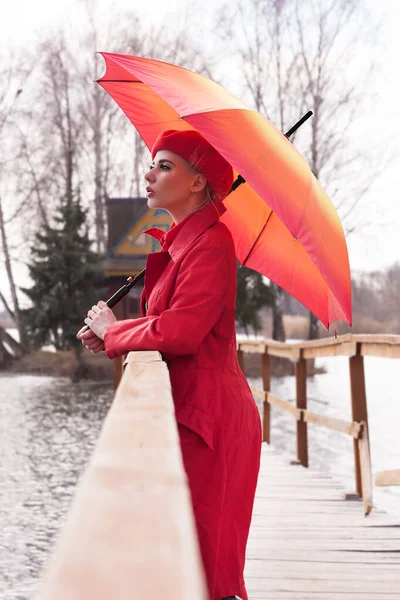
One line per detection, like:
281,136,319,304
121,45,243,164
246,444,400,599
33,335,400,599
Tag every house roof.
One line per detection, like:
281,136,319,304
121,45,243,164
106,197,148,250
103,256,147,278
104,197,173,278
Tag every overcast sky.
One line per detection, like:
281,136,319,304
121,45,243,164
0,0,399,300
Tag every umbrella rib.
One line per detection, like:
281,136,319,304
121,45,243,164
240,211,273,269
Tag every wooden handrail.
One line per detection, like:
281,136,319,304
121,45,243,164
237,333,400,359
376,470,400,486
267,391,302,420
239,333,400,515
33,351,208,600
250,389,364,438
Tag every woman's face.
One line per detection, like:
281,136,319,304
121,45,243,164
144,150,198,214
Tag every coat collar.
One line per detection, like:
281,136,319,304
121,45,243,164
144,201,226,262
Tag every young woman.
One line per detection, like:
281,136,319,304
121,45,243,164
77,129,262,600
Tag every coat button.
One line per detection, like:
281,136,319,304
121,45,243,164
145,302,148,311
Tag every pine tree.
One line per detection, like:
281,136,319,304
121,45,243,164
236,266,273,335
22,194,105,368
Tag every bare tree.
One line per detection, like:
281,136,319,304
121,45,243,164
75,5,136,252
349,265,400,334
73,2,214,252
376,264,400,331
0,196,27,349
0,5,215,369
20,39,84,233
0,59,32,351
214,0,301,341
215,0,383,339
290,0,382,338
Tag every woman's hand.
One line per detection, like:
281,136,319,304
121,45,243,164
76,325,105,353
76,301,117,352
84,300,117,339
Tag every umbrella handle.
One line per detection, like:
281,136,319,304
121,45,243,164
106,270,145,308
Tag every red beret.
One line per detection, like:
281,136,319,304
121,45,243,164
151,129,234,199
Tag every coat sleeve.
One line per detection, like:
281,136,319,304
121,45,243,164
104,238,231,359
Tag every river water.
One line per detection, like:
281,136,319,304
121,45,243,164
0,354,399,599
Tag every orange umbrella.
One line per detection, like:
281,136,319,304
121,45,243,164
97,53,352,329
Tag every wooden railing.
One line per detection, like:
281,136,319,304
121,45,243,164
33,351,208,600
237,333,400,515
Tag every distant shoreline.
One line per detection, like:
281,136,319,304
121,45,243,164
1,349,114,381
1,348,317,380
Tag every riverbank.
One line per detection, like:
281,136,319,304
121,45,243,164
2,347,326,380
4,349,114,380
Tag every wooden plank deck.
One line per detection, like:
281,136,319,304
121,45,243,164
245,444,400,599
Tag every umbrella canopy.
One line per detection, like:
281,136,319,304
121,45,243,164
97,52,352,329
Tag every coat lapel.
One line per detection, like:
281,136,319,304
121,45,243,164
141,201,227,313
168,201,226,262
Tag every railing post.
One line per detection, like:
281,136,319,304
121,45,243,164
358,421,373,515
295,351,308,467
349,346,371,498
262,350,271,443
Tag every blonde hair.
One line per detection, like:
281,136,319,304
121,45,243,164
188,150,221,204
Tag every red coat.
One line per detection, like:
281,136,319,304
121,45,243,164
104,201,261,600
